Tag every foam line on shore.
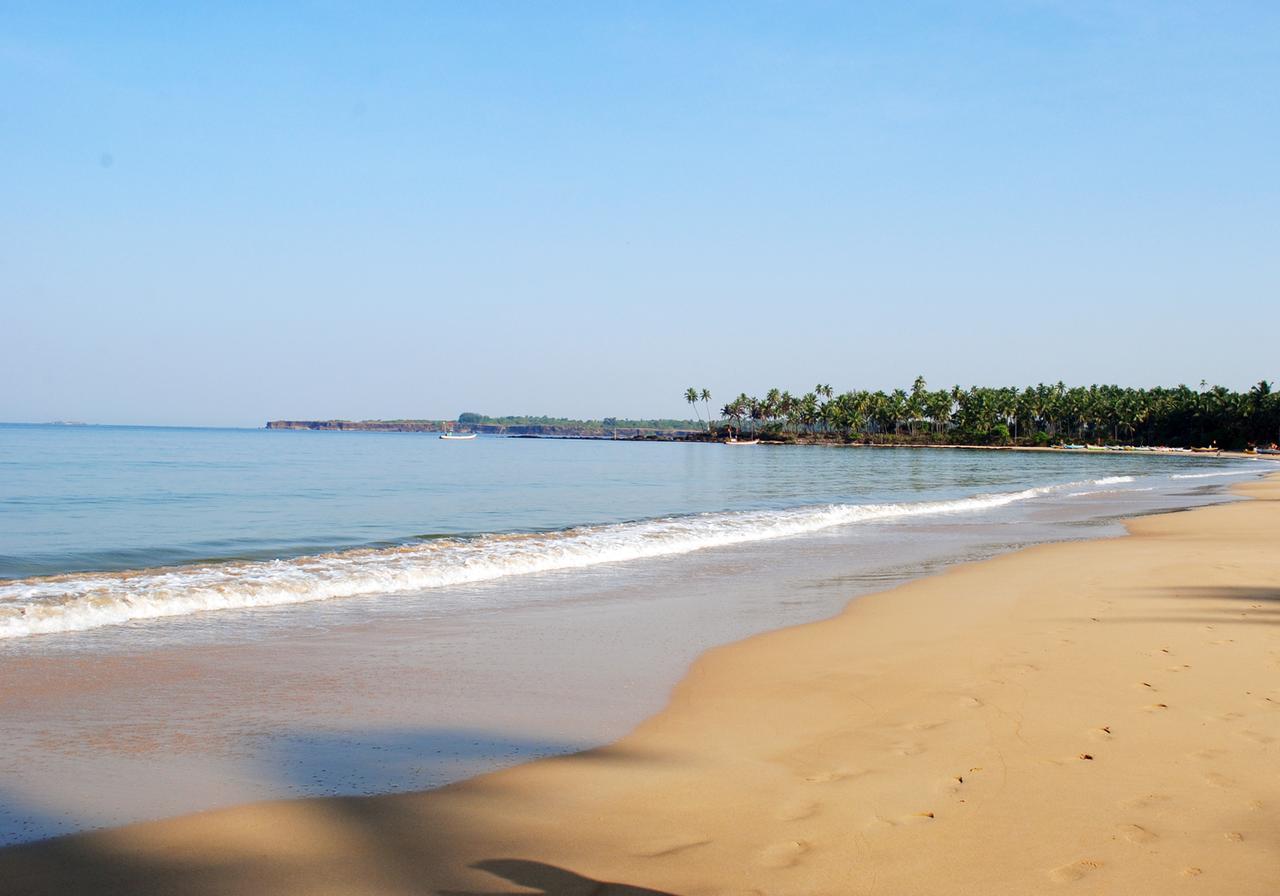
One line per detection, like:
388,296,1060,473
0,475,1160,639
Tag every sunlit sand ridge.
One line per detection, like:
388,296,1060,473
1,474,1277,894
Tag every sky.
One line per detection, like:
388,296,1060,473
2,2,1278,426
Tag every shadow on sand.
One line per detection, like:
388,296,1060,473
1094,585,1280,627
0,735,675,896
439,858,679,895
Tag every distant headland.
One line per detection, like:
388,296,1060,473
265,414,701,440
268,377,1280,452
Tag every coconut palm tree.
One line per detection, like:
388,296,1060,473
699,377,1274,448
684,387,704,431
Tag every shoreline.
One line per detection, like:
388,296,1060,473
2,475,1278,893
266,420,1280,460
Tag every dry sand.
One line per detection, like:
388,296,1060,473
2,474,1278,895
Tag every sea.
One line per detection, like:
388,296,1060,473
0,422,1269,843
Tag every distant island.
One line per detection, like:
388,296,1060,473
266,414,702,440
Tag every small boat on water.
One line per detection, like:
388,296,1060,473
439,432,477,440
724,438,760,445
1259,447,1280,455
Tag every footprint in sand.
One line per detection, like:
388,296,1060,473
1182,867,1204,877
1118,793,1170,810
1239,730,1275,744
1048,860,1103,883
864,814,899,831
1089,725,1113,741
803,767,866,784
1002,663,1040,675
1117,823,1157,844
757,839,808,868
1218,711,1245,722
956,695,984,709
1204,772,1236,788
1144,703,1170,712
908,720,947,732
1224,831,1244,842
628,836,712,858
775,800,819,822
864,810,936,830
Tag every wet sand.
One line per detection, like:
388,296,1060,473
1,474,1278,894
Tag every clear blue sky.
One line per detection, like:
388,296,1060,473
3,2,1277,426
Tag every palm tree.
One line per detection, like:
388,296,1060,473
721,395,749,439
907,376,928,436
926,390,953,435
684,387,703,431
697,377,1274,449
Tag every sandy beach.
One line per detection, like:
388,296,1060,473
2,473,1277,894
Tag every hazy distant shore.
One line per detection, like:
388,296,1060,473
265,419,703,439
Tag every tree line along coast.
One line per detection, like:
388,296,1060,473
684,379,1280,451
266,379,1279,451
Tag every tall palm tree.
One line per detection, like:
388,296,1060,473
907,376,928,436
684,387,704,431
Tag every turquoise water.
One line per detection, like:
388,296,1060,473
0,422,1263,639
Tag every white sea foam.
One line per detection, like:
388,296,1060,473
1061,476,1136,497
0,476,1148,639
1067,486,1154,497
1170,470,1260,480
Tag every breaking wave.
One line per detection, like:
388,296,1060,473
0,476,1153,639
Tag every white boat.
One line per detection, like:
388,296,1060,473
724,438,760,445
439,432,477,440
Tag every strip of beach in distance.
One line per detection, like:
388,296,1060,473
2,470,1277,894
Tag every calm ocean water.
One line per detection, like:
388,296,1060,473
0,422,1264,640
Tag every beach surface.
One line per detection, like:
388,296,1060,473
2,474,1278,894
